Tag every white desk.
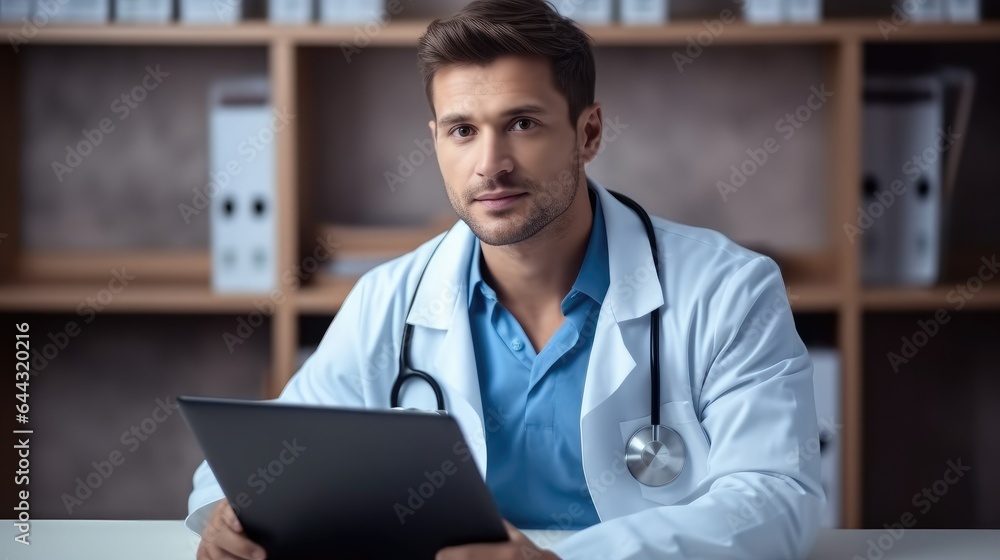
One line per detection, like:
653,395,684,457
2,520,999,559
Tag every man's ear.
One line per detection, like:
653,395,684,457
578,103,603,165
428,120,436,143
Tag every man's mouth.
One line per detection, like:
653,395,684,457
475,191,527,209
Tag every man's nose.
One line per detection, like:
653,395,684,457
474,129,514,179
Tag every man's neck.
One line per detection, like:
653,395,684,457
479,185,594,314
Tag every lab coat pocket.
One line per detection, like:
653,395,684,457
618,400,710,506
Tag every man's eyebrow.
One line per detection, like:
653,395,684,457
437,104,550,128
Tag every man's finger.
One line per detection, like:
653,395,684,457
202,542,251,560
437,543,515,560
213,527,267,560
220,502,242,533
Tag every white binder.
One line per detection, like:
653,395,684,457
810,348,841,528
115,0,172,23
910,0,945,22
553,0,612,24
946,0,980,22
0,0,33,21
49,0,110,22
620,0,668,25
319,0,383,24
209,77,278,293
181,0,243,24
742,0,783,24
785,0,822,23
861,76,943,287
270,0,313,23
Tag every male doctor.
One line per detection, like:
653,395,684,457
187,0,824,558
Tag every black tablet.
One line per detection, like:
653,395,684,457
178,396,508,559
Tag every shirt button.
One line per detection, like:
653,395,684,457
511,338,524,351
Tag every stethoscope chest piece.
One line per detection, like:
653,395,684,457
625,424,685,487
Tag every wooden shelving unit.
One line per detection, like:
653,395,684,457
2,17,998,530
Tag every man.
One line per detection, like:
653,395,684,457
187,1,825,558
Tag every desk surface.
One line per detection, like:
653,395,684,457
2,520,999,559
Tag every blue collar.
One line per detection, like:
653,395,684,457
468,187,610,309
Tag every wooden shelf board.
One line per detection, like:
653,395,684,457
0,284,274,314
16,251,210,284
2,20,997,47
0,22,276,45
294,280,358,313
862,286,1000,311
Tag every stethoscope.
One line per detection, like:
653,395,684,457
390,190,685,487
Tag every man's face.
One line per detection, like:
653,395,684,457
429,55,587,246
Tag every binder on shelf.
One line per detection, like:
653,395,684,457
809,347,841,528
270,0,313,24
115,0,172,23
0,0,33,21
49,0,110,23
910,0,945,22
209,76,277,294
861,71,975,287
553,0,612,25
785,0,822,23
319,0,383,24
620,0,668,25
946,0,980,22
861,76,943,287
742,0,783,24
181,0,244,24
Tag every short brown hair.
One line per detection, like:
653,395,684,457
417,0,596,126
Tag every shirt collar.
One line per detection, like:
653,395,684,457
467,185,610,308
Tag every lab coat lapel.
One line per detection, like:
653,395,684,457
582,182,665,418
403,221,488,470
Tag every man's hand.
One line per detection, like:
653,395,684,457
436,520,561,560
197,500,267,560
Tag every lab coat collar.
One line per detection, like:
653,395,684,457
590,177,665,322
403,177,665,329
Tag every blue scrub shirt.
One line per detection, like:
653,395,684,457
468,189,607,530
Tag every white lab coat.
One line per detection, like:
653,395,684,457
186,180,824,559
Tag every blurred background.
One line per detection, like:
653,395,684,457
1,0,998,532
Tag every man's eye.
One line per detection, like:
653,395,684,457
511,119,535,131
452,126,474,138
